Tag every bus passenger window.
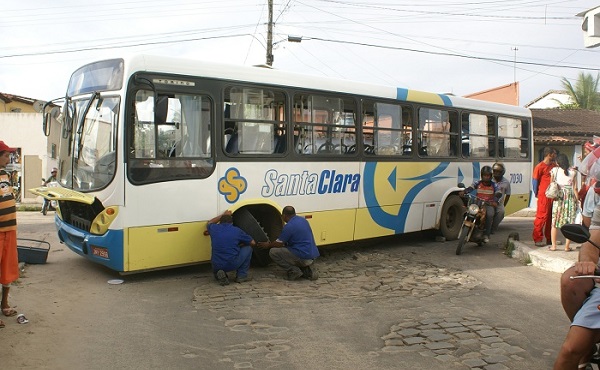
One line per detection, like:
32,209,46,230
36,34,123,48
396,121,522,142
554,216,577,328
498,116,527,159
461,113,493,159
128,88,214,185
293,94,356,156
223,87,286,155
362,101,412,156
418,108,458,157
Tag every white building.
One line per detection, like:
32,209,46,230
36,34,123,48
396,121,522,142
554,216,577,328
525,90,573,109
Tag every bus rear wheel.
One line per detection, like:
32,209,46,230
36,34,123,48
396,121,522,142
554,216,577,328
440,195,464,241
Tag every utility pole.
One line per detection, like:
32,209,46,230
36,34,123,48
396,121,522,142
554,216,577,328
266,0,274,66
511,47,518,83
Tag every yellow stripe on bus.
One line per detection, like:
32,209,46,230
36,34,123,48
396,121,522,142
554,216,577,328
126,221,211,271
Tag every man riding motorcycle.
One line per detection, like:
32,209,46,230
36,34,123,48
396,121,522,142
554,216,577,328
491,162,511,234
463,166,499,244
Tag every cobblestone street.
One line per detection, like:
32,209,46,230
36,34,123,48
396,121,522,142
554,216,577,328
8,214,564,369
192,233,548,370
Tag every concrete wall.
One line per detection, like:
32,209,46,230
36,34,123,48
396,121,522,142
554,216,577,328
0,113,54,203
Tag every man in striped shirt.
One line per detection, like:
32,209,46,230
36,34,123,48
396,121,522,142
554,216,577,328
0,141,19,327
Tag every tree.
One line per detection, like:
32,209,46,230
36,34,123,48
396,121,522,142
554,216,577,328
560,72,600,111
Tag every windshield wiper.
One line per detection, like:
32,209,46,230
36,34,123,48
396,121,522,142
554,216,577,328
76,92,99,158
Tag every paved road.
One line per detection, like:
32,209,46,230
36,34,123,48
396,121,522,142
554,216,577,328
4,212,568,369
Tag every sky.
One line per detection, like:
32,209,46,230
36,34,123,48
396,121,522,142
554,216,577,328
1,0,599,108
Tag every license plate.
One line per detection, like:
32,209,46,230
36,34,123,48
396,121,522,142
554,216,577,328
91,246,109,259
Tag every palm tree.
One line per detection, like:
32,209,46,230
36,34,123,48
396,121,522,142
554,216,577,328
560,72,600,111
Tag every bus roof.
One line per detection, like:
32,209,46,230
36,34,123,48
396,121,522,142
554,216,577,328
115,54,531,118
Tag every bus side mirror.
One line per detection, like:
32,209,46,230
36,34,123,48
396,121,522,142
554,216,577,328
43,113,51,137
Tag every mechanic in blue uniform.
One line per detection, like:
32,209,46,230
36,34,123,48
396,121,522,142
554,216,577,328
258,205,320,281
206,210,255,285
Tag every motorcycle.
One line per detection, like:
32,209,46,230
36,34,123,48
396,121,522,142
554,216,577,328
41,181,59,216
455,184,501,255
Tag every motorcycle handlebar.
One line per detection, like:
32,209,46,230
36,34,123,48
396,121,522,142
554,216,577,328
462,192,498,206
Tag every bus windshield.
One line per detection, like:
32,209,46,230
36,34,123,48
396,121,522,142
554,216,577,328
59,94,119,191
68,59,124,96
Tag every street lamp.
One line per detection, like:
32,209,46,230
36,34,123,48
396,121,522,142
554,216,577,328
267,35,303,66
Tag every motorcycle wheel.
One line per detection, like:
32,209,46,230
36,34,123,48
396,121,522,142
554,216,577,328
42,203,47,216
456,224,471,255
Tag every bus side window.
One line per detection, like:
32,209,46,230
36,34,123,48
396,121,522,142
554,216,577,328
224,87,285,155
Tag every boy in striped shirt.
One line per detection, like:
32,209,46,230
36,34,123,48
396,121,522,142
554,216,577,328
0,141,19,327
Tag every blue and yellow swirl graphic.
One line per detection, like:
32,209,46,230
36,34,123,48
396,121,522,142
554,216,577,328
218,168,248,203
363,162,480,233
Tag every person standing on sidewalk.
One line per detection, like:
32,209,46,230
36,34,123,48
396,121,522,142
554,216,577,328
257,206,320,281
0,141,20,327
548,153,578,251
206,210,255,286
532,146,557,247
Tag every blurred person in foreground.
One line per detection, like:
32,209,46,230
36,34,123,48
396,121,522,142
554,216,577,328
554,204,600,369
0,141,20,327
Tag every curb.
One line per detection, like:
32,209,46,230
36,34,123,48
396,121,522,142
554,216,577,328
508,237,574,274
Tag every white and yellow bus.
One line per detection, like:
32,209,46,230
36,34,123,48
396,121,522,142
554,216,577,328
32,55,532,273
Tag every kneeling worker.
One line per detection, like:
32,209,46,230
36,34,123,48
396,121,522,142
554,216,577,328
206,210,255,285
257,206,320,281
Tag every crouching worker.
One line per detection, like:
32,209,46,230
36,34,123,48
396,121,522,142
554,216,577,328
206,210,255,285
257,206,320,281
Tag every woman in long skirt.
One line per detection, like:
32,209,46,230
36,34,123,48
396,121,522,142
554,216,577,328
550,153,579,251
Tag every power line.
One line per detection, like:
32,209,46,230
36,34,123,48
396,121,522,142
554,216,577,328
0,34,253,59
2,31,597,74
299,36,600,71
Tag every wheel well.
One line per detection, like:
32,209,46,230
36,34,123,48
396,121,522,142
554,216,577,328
233,204,283,241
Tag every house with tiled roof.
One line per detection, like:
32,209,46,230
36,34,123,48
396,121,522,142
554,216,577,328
0,93,39,113
526,108,599,207
525,90,573,109
532,109,600,146
531,108,599,167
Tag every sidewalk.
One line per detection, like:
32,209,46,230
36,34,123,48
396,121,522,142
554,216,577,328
508,207,578,274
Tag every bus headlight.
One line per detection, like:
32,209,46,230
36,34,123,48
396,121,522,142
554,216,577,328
90,206,119,235
468,204,480,216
